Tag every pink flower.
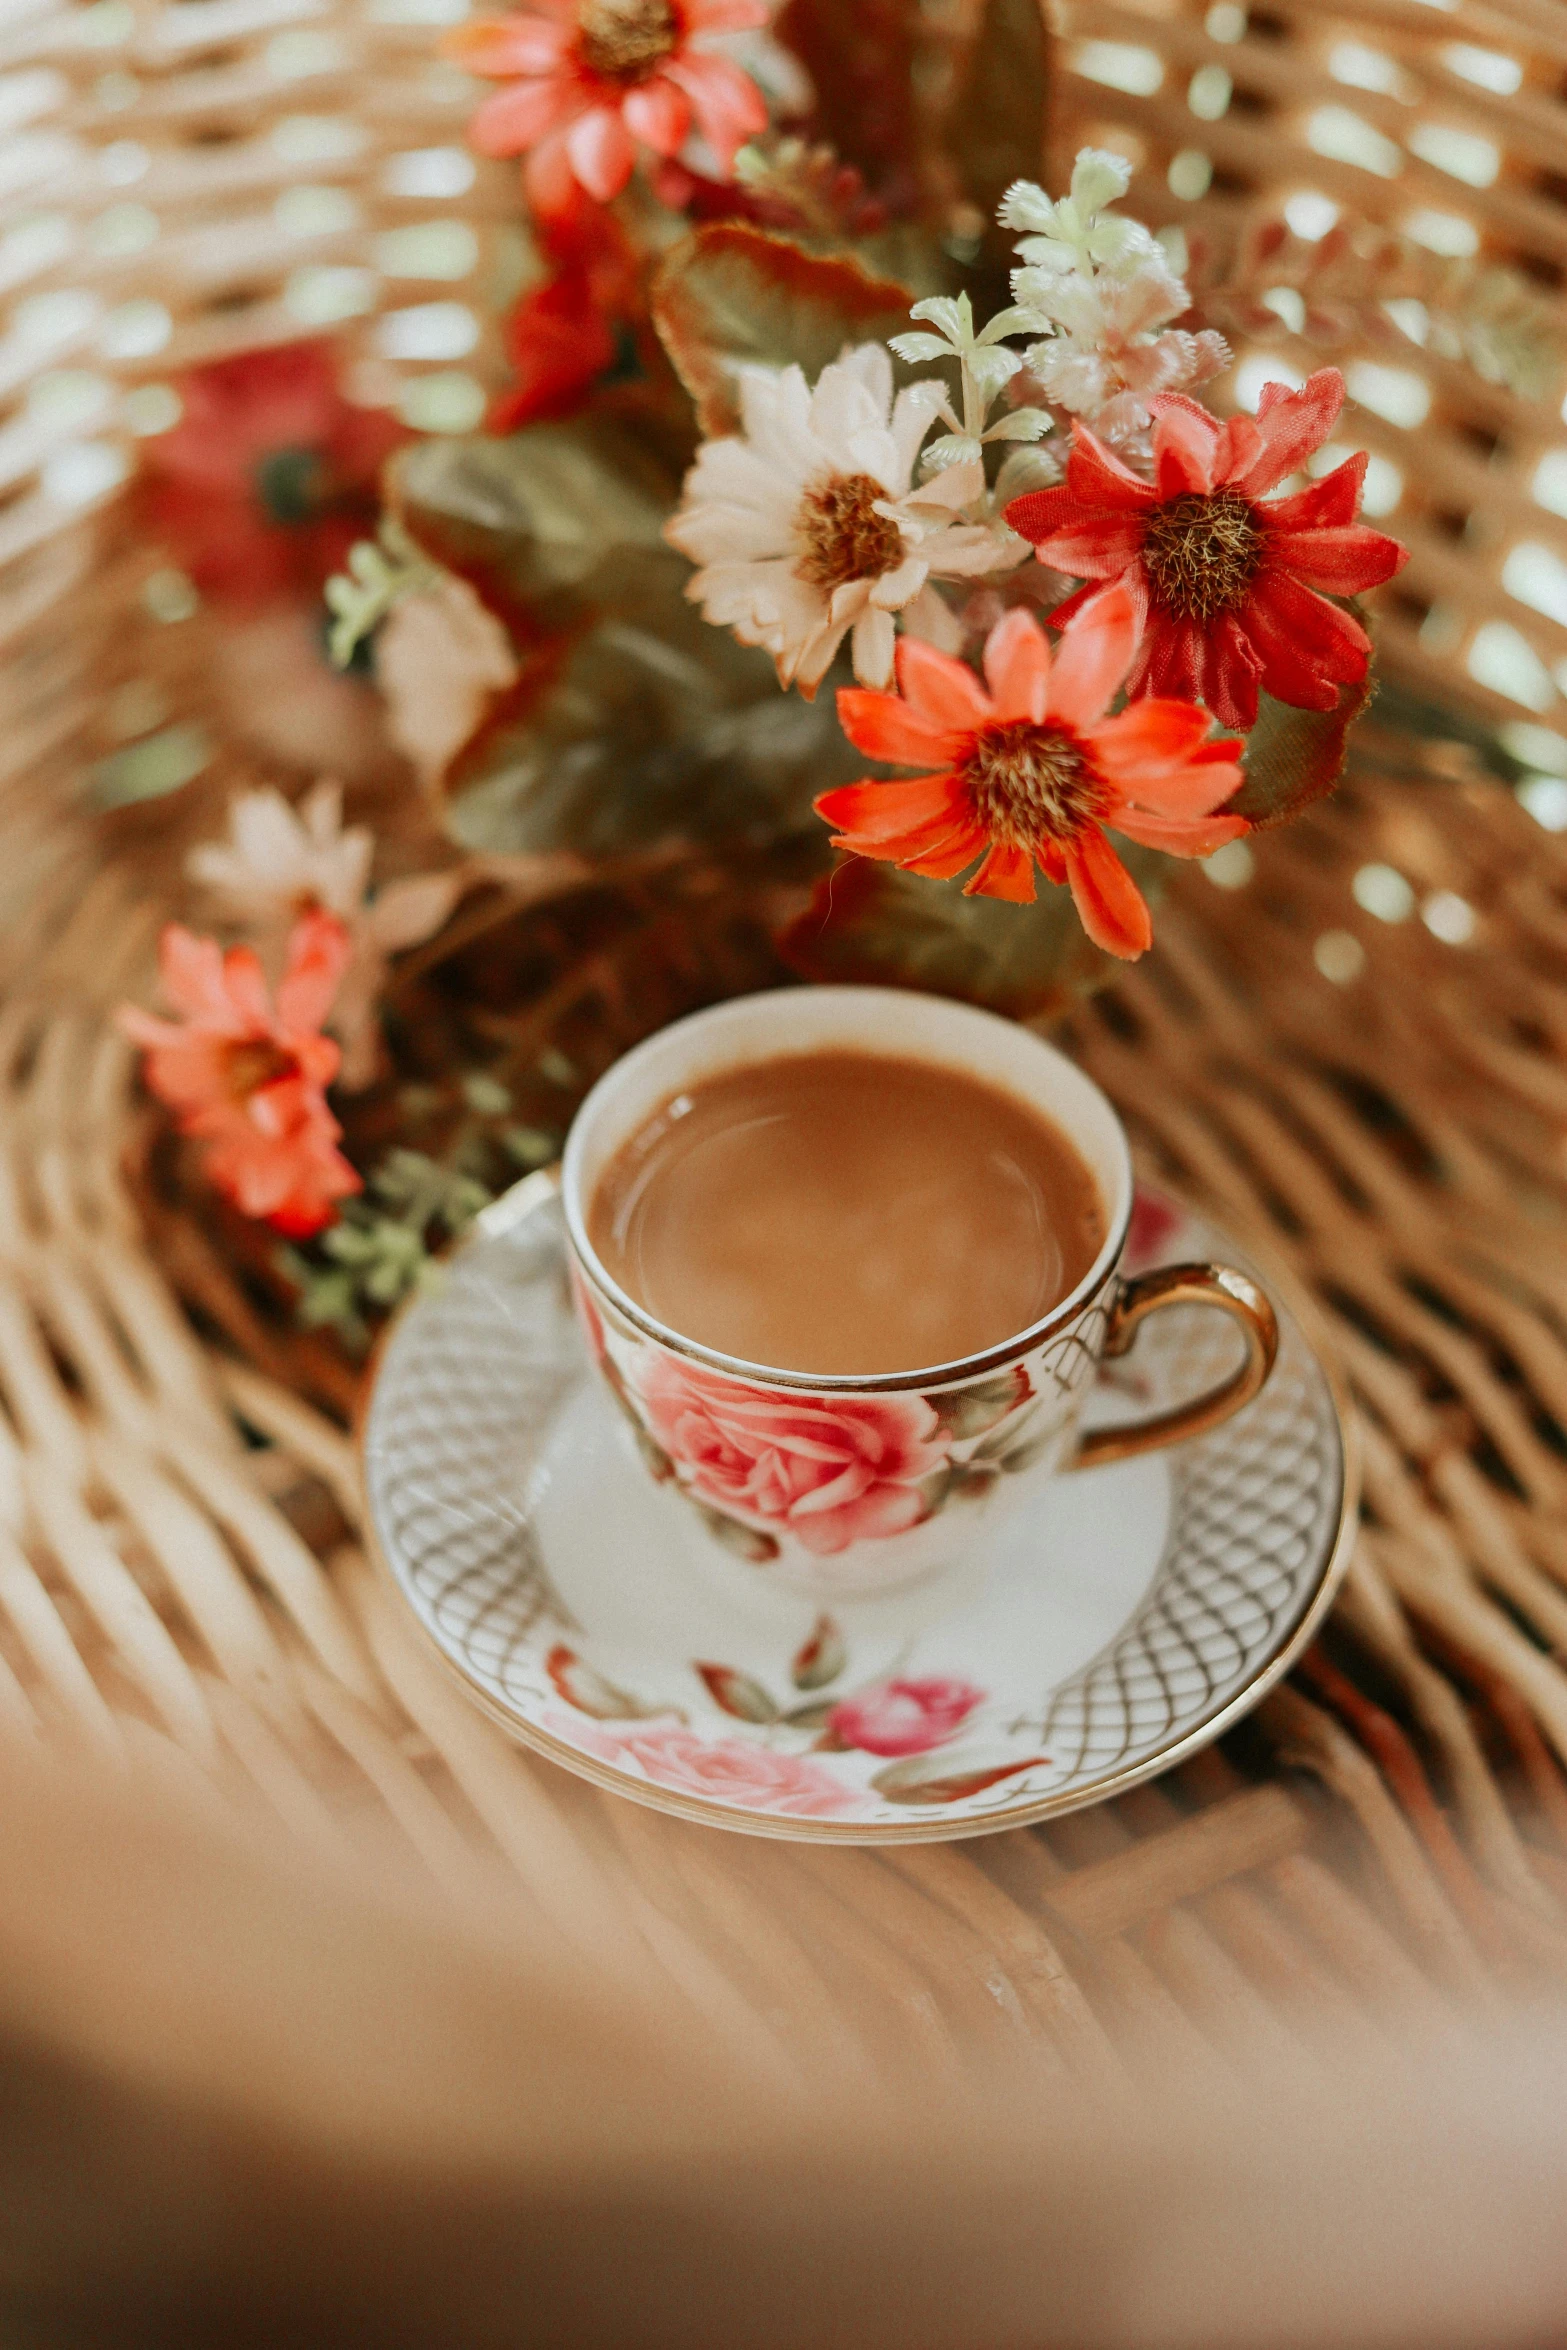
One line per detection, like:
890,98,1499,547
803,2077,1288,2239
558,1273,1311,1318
631,1351,950,1555
553,1713,858,1817
118,913,361,1238
449,0,769,215
828,1676,985,1757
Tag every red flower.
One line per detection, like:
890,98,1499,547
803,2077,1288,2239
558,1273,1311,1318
815,593,1247,959
139,341,404,607
118,914,362,1237
450,0,768,214
489,186,639,430
1006,368,1407,733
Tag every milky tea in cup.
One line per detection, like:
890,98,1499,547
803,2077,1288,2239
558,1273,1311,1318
587,1049,1106,1380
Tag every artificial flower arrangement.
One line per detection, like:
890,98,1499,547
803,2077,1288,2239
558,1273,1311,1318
120,0,1422,1379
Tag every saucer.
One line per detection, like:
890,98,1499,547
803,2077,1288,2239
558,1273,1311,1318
363,1176,1355,1842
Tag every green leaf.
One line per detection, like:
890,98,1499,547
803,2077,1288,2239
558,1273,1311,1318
695,1662,781,1721
651,224,915,438
1229,673,1372,828
792,1612,847,1690
398,412,868,861
870,1749,1052,1804
776,849,1165,1020
782,1697,837,1729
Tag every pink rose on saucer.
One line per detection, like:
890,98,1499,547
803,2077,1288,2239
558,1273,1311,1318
630,1354,950,1556
828,1676,985,1757
556,1713,857,1819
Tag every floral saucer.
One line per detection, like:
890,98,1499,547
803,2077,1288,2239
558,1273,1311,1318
363,1177,1355,1842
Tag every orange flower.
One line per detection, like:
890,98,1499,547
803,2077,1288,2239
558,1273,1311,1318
450,0,768,213
814,591,1248,959
118,913,362,1237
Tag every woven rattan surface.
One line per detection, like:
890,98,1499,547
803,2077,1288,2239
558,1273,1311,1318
6,0,1567,2070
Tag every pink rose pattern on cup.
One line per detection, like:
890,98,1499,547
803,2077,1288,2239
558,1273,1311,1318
631,1350,951,1556
541,1622,1049,1817
570,1272,1062,1566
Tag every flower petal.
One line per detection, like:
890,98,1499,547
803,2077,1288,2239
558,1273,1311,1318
1010,503,1149,578
622,75,691,154
963,842,1036,902
523,125,579,214
661,50,766,168
448,16,571,72
468,75,577,155
1064,420,1159,511
1150,395,1222,496
1047,579,1139,728
850,604,897,687
1230,368,1345,498
816,773,968,850
1260,452,1366,534
1263,519,1408,596
276,910,352,1035
981,607,1050,722
1241,572,1370,708
835,687,960,768
565,105,634,200
894,634,994,731
901,818,989,878
1065,827,1152,958
1113,808,1249,855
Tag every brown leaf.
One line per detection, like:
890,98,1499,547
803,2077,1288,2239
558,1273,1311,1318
545,1644,655,1720
870,1750,1052,1804
652,225,913,438
773,0,922,204
695,1662,780,1722
1228,672,1372,828
941,0,1050,308
792,1612,847,1690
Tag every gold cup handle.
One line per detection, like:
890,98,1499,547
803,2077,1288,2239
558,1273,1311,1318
1071,1263,1280,1472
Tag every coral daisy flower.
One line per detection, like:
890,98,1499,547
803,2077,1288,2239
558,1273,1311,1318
1005,367,1407,733
450,0,769,212
814,590,1247,958
139,341,404,608
118,913,362,1236
188,783,466,1089
667,344,1023,695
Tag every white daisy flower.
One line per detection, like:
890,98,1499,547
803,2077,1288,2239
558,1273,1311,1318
188,781,464,1090
665,343,1025,696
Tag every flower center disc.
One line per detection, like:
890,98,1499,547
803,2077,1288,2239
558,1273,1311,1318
576,0,679,80
964,719,1104,847
795,472,906,594
225,1039,296,1102
1141,487,1262,622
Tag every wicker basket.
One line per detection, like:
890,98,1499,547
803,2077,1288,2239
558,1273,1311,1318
4,0,1567,2078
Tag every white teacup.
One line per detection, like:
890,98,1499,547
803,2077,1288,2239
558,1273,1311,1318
563,988,1276,1598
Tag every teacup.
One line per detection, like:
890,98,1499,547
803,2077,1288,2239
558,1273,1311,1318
562,987,1277,1599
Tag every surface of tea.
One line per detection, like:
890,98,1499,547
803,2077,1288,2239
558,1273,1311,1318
587,1050,1106,1376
